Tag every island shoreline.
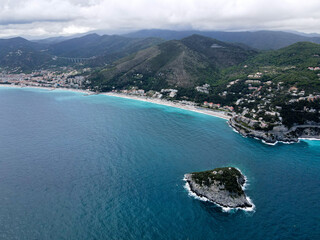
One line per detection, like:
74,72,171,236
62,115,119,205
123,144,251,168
183,170,255,212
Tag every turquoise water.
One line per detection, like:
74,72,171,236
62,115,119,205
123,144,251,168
0,87,319,240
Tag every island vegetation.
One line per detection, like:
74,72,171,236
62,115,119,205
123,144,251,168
191,167,244,196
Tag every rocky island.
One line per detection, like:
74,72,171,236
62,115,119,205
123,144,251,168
184,167,253,210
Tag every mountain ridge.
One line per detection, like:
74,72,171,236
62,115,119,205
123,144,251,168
124,29,320,50
89,35,258,91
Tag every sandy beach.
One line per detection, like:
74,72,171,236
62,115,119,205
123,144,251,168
0,85,231,121
102,92,231,120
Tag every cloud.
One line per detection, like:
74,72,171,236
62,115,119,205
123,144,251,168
0,0,320,38
0,0,80,25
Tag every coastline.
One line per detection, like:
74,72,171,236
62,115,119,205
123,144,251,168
102,92,231,120
228,116,320,145
0,85,230,121
0,84,93,95
2,84,319,144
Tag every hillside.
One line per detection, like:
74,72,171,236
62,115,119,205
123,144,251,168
0,34,163,71
0,37,51,72
181,35,256,68
89,35,257,91
248,42,320,67
222,42,320,92
217,42,320,128
124,29,320,50
49,34,163,58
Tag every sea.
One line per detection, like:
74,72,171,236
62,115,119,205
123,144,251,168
0,87,319,240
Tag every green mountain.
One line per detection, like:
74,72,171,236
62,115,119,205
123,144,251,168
89,35,257,91
49,34,163,58
124,29,320,50
222,42,320,92
181,35,256,68
84,37,165,67
248,41,320,67
0,34,163,71
0,37,51,72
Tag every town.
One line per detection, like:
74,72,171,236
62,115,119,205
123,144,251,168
0,68,91,90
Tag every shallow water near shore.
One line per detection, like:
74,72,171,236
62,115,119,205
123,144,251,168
0,87,319,239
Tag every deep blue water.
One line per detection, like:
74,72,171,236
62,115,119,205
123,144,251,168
0,87,319,240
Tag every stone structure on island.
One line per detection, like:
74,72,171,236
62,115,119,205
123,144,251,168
184,167,253,210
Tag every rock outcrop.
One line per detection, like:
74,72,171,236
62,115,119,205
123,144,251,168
184,167,253,209
229,116,320,144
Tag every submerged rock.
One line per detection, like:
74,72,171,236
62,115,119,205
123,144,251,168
184,167,253,209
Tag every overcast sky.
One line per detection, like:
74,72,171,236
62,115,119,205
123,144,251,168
1,0,320,38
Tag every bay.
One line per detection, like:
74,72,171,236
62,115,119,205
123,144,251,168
0,87,319,239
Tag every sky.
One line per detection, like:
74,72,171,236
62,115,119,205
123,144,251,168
0,0,320,38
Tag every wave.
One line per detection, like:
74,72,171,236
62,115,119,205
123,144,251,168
299,137,320,141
